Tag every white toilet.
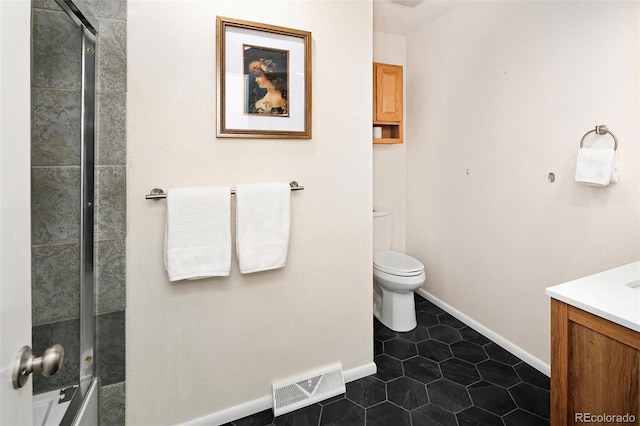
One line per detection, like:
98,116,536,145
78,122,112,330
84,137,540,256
373,209,426,332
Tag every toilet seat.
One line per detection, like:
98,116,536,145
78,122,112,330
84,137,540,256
374,250,424,277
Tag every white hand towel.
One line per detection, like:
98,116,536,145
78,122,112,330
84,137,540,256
235,182,290,274
575,148,617,186
611,154,620,184
164,186,231,281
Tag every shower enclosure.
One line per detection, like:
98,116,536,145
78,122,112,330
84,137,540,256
30,0,99,424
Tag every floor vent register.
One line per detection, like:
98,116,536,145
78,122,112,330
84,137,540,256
272,363,345,416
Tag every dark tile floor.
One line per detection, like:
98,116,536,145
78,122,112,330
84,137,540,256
226,294,550,425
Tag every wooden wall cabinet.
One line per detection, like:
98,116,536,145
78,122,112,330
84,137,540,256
551,299,640,426
373,62,403,144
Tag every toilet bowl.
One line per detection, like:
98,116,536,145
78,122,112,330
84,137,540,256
373,250,425,332
372,209,426,332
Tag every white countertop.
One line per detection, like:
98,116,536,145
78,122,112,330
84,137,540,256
546,261,640,333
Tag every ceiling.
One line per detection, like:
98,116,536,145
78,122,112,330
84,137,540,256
373,0,465,36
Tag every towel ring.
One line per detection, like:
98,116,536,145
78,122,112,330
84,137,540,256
580,125,618,151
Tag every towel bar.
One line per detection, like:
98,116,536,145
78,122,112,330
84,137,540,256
145,181,304,200
580,125,618,151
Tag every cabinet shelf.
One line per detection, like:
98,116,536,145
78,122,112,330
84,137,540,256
373,123,402,144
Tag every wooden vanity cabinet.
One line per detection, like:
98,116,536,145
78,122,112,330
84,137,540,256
551,299,640,425
373,62,403,144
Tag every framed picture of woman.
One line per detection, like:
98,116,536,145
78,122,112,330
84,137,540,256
216,17,312,139
245,46,289,116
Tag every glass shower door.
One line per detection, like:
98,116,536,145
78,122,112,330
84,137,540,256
30,0,98,423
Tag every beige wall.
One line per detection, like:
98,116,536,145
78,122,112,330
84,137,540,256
373,31,406,251
126,1,373,424
406,1,639,367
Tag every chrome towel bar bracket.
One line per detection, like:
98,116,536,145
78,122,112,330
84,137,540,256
145,181,304,200
580,125,618,151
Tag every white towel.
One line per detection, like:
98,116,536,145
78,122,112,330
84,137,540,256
575,148,618,186
235,182,291,274
611,155,620,183
164,186,231,281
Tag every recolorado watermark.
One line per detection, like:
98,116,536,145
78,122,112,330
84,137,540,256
575,412,636,423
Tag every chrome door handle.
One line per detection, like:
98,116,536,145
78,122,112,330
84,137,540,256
12,344,64,389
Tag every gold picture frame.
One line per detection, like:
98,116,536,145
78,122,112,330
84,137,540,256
216,16,312,139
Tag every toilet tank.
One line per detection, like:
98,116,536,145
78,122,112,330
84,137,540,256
373,209,392,252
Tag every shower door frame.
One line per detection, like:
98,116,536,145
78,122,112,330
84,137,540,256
53,0,99,423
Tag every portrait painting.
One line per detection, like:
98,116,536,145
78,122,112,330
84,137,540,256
216,17,311,139
244,45,289,117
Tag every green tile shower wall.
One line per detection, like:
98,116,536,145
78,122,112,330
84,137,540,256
31,8,82,90
32,243,80,324
31,1,127,424
32,319,80,392
32,88,82,166
100,382,126,426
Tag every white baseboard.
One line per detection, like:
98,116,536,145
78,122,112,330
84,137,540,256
181,361,377,426
181,395,272,426
343,360,377,383
416,288,550,377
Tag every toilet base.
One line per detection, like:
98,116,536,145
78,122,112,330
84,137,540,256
373,283,417,332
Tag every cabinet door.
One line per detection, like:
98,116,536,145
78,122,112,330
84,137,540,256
568,322,640,422
374,63,403,123
551,300,640,426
